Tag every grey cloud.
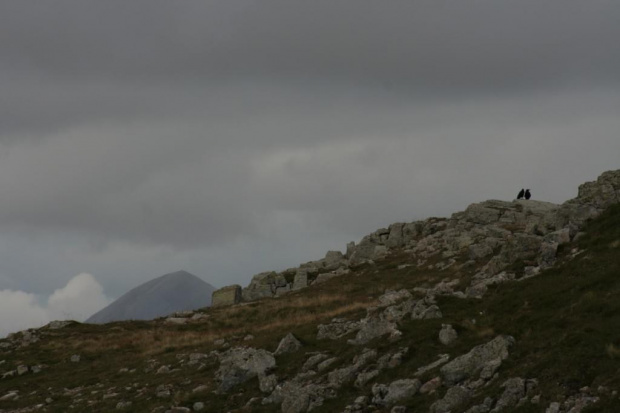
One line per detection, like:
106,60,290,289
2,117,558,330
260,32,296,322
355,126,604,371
0,1,619,311
0,85,618,250
2,1,620,88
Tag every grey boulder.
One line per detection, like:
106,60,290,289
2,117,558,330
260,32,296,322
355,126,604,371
274,333,302,355
216,347,276,392
372,379,421,406
440,335,515,386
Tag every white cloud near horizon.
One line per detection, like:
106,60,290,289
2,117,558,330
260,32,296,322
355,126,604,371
0,273,111,338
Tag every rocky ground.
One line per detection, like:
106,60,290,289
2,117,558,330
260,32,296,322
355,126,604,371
1,170,620,413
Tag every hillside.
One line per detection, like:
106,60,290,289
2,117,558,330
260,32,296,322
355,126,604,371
86,271,216,324
1,170,620,413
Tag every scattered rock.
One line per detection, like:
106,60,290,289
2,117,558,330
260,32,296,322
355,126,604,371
372,379,421,406
327,349,376,387
188,353,209,365
411,298,443,320
377,289,413,307
166,407,191,413
259,373,278,393
156,365,170,374
317,318,361,340
116,401,132,409
302,353,329,372
354,370,379,388
317,357,338,372
377,347,409,369
491,377,529,411
414,354,450,377
0,391,19,401
419,377,442,394
342,395,370,413
464,397,495,413
216,347,276,392
347,316,401,345
274,333,302,355
440,335,515,386
192,385,209,393
156,384,172,398
267,380,337,413
171,310,194,318
439,324,458,345
47,320,73,329
430,385,472,413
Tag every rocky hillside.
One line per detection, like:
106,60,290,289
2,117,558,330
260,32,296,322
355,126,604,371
1,170,620,413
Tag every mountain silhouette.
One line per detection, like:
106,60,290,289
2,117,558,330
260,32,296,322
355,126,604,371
86,270,215,323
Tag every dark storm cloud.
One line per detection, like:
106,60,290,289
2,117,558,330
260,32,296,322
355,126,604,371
2,1,620,85
2,1,620,138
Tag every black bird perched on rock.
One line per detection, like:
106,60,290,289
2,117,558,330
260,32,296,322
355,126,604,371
517,188,525,199
525,189,531,200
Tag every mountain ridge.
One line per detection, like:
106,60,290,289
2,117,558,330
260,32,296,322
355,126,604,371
86,270,215,324
218,169,620,307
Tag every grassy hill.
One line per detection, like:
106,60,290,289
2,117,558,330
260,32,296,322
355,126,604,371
1,204,620,413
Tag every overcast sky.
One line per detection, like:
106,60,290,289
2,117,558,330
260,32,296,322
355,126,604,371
1,1,619,336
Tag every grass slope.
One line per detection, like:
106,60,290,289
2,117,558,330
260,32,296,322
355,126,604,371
1,205,620,412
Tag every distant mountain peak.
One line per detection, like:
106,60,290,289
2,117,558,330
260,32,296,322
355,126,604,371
86,270,215,324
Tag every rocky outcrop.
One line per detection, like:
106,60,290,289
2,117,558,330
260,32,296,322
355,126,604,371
556,169,620,232
242,272,289,301
440,335,515,386
215,347,276,392
262,348,381,413
226,170,620,307
292,270,308,291
211,285,242,307
317,289,443,347
239,250,350,302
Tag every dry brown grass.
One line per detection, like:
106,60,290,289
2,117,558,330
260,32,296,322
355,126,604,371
41,253,462,358
53,291,377,356
45,329,224,356
252,301,370,334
